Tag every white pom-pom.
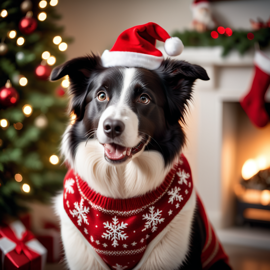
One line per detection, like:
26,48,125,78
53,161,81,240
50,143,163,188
164,37,184,56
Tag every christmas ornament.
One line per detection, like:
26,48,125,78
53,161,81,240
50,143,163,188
35,63,52,80
34,115,48,129
20,0,33,13
101,22,184,70
191,0,217,33
0,42,8,55
56,86,65,97
240,50,270,128
0,80,19,107
19,11,37,35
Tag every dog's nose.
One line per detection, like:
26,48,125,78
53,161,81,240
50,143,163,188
103,118,125,138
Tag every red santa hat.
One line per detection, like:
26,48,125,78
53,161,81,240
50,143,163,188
101,22,184,70
192,0,210,11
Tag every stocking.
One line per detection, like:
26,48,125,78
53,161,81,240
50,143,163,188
240,51,270,128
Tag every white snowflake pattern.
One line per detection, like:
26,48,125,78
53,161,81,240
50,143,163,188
168,210,173,216
131,241,137,246
102,216,128,248
91,236,94,242
177,169,190,185
96,240,100,245
176,203,180,208
66,200,70,208
69,198,90,226
123,244,128,248
140,238,144,243
84,228,88,234
65,178,75,194
185,189,188,194
112,264,127,270
145,234,150,239
167,187,183,204
142,206,165,233
102,243,108,248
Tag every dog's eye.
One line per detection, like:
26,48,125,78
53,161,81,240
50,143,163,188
137,94,150,105
97,92,107,102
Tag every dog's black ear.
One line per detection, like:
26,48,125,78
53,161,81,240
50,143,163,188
157,59,209,124
50,54,103,120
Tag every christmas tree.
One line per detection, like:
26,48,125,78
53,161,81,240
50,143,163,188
0,0,72,221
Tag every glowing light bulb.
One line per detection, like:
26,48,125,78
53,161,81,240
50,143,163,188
61,79,70,88
22,183,30,193
59,42,68,51
19,76,28,86
256,156,268,170
39,0,47,8
22,105,33,116
50,155,59,165
50,0,58,6
47,56,56,65
53,36,62,45
8,30,17,39
38,12,47,21
1,9,8,18
17,37,25,46
15,174,23,182
261,190,270,205
41,51,50,60
242,159,258,180
0,119,8,128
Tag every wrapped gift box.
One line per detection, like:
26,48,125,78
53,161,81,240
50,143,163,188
0,220,47,270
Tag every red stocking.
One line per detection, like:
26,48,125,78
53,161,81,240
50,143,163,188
240,51,270,128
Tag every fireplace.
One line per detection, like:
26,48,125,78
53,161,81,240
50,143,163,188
171,47,270,249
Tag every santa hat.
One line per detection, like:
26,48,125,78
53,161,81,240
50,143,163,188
192,0,210,11
101,22,184,70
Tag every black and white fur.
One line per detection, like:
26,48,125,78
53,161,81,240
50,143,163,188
51,54,229,270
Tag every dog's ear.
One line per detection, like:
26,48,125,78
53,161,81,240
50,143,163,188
50,54,102,120
158,59,209,124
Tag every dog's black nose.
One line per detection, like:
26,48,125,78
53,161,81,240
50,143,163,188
103,118,125,138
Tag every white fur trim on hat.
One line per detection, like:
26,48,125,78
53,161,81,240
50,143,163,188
101,50,164,70
164,37,184,56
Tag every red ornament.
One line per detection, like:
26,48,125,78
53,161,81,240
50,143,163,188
0,81,19,108
217,26,225,34
225,28,233,37
35,64,51,80
56,87,65,97
211,31,219,39
19,16,37,35
247,33,254,40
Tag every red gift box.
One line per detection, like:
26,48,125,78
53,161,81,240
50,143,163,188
35,222,62,263
0,220,47,270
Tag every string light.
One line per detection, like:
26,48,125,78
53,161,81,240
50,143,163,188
59,42,68,51
41,51,50,60
8,30,17,39
13,122,23,130
53,36,62,45
61,77,70,88
0,9,8,18
47,56,56,65
19,76,28,86
0,119,9,128
38,12,47,21
49,155,59,165
50,0,58,6
17,37,25,46
22,104,33,116
22,183,30,193
39,0,47,8
15,174,23,182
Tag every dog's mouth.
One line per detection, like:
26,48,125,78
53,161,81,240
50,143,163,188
103,137,149,164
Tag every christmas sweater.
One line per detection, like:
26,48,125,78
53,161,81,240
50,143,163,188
63,154,229,270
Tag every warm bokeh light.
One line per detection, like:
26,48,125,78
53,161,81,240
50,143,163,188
22,183,30,193
17,37,25,46
256,156,269,170
50,155,59,165
39,0,47,8
8,30,17,39
41,51,50,60
47,56,56,65
261,190,270,206
217,26,225,34
70,112,76,125
0,119,8,128
50,0,58,6
19,76,28,86
1,9,8,18
53,36,62,45
211,31,218,39
61,79,70,88
242,159,258,180
13,122,23,130
59,42,68,51
38,12,47,21
15,174,23,182
22,104,33,116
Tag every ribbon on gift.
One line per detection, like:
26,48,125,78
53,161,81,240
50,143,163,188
0,220,47,270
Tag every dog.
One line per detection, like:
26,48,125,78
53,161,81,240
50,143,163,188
51,23,231,270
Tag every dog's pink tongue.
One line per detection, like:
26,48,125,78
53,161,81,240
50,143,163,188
104,143,127,160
